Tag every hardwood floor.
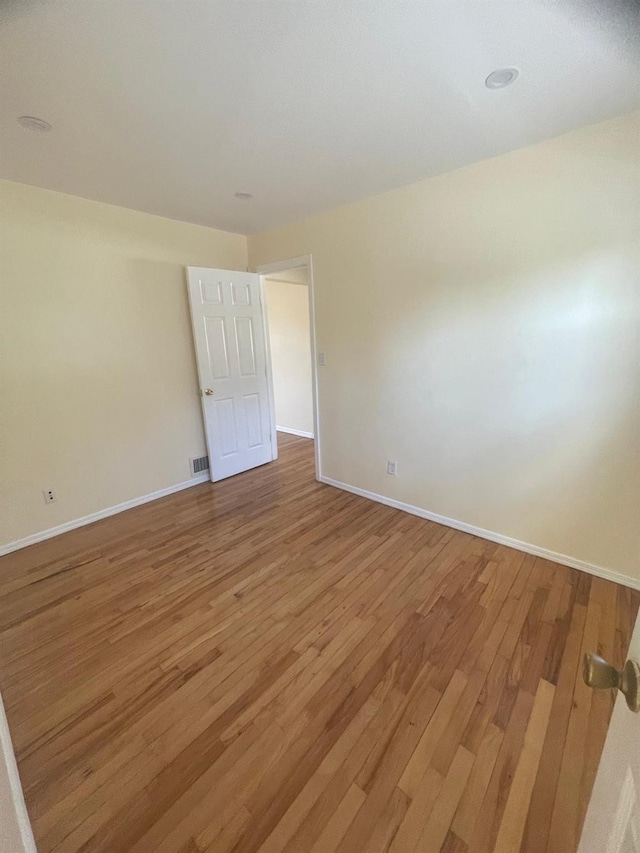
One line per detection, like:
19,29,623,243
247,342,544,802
0,432,637,853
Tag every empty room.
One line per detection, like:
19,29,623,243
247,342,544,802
1,2,639,852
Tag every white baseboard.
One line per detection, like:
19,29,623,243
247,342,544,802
320,475,640,592
0,693,37,853
0,474,210,557
276,426,315,439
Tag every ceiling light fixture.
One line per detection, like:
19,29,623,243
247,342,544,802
17,115,52,133
234,191,253,200
485,68,519,89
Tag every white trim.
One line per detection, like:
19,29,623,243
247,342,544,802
0,693,37,853
254,256,311,275
276,426,315,439
0,475,210,556
263,275,308,288
256,255,322,482
320,475,640,592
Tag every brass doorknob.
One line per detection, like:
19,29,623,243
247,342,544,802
203,388,214,396
583,652,640,713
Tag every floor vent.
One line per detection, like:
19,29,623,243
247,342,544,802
190,455,210,476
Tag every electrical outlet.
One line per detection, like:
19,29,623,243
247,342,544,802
43,488,57,504
387,461,398,476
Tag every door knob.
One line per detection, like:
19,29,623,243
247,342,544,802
583,652,640,712
203,388,214,396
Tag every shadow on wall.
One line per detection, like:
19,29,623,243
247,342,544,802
369,248,639,569
125,257,207,461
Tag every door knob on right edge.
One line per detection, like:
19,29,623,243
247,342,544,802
583,652,640,713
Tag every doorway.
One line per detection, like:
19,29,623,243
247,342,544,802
257,256,321,480
264,268,313,438
186,259,320,483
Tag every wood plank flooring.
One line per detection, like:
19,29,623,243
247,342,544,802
0,433,637,853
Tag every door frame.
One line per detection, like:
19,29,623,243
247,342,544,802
255,254,321,482
0,692,37,853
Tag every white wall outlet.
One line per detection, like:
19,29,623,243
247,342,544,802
387,461,398,476
43,488,57,504
317,351,326,366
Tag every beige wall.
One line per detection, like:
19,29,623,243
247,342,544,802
265,276,314,436
0,180,247,547
249,112,640,581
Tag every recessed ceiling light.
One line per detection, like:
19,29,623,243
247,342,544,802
17,115,52,133
234,191,253,200
485,68,519,89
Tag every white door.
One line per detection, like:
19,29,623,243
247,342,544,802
579,611,640,853
186,267,275,482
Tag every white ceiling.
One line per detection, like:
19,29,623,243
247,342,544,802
1,0,639,234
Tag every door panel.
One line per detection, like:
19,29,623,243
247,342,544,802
205,317,230,378
232,281,252,306
201,280,222,304
235,317,257,376
244,393,264,447
187,267,274,482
